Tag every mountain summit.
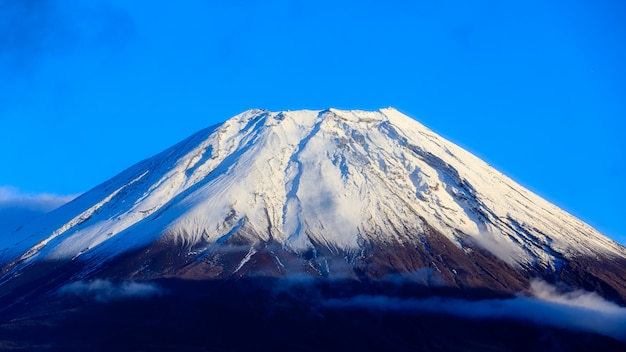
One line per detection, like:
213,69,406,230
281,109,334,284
2,108,626,350
2,108,626,301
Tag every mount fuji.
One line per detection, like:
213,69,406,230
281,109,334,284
1,108,625,350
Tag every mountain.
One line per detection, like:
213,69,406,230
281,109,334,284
1,108,625,350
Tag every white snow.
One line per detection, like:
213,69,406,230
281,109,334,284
233,246,257,274
1,108,624,276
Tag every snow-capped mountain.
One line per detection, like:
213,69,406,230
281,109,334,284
1,108,625,302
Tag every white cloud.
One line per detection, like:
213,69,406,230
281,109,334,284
58,279,162,302
0,186,77,210
323,280,626,341
529,279,623,314
0,185,78,233
469,229,526,267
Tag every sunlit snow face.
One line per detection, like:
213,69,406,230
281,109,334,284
4,109,623,283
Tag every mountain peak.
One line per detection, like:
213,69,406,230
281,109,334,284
2,108,625,305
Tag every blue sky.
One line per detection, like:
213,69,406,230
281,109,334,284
0,0,624,243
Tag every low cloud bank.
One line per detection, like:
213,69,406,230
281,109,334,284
0,186,77,232
58,279,162,302
323,279,626,341
0,186,77,211
528,279,622,313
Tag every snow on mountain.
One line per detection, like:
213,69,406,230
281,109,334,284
1,108,624,289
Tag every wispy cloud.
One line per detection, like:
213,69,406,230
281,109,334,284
0,0,136,113
323,279,626,341
0,0,135,73
528,279,623,314
0,0,67,71
58,279,162,302
469,229,526,267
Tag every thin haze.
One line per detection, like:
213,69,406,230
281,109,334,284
0,1,624,243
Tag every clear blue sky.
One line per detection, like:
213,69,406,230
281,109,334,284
1,0,624,243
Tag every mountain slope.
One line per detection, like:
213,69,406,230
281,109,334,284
1,108,625,303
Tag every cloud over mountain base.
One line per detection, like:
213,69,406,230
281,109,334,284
58,279,162,302
2,277,624,351
0,186,76,234
323,279,626,341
